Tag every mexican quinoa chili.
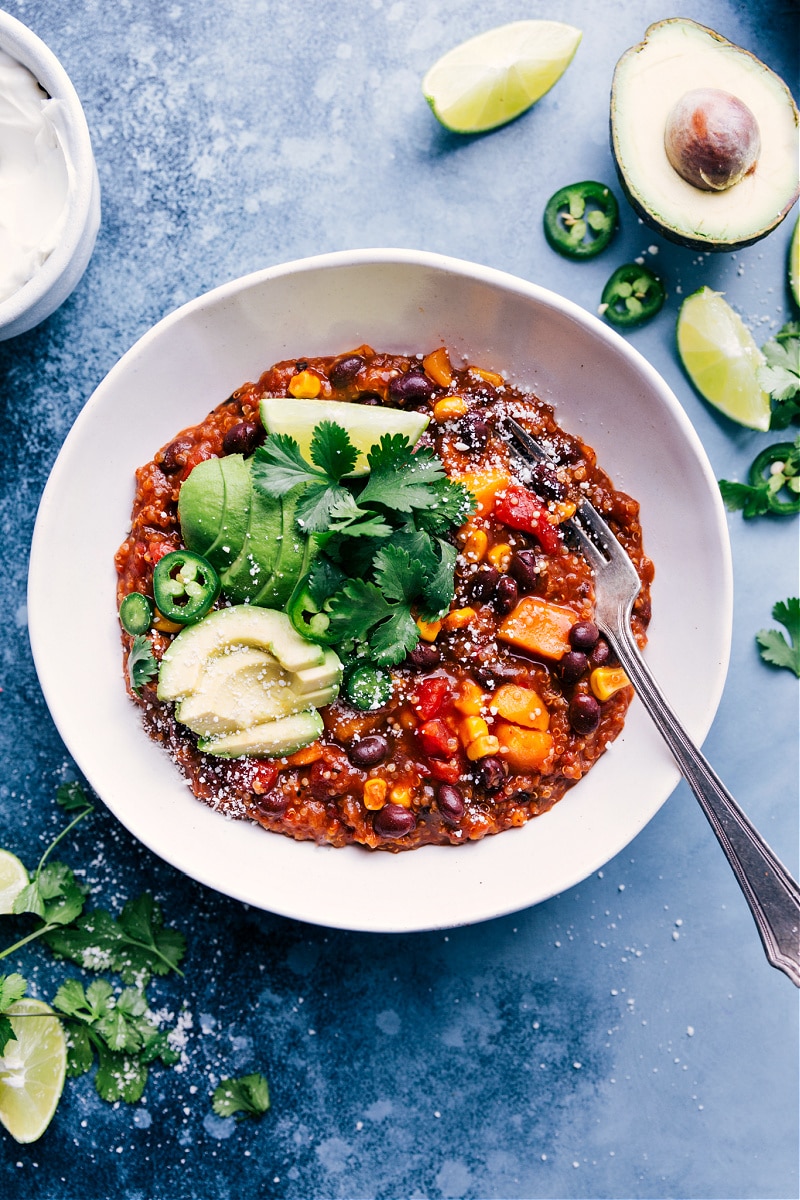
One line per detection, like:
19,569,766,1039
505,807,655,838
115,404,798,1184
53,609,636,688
115,346,653,851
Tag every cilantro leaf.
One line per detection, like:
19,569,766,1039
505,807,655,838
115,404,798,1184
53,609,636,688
718,478,772,518
95,1042,149,1103
372,544,427,606
295,480,352,534
128,635,158,694
756,598,800,676
56,780,92,812
358,436,447,511
309,421,359,480
252,433,328,496
412,478,474,535
12,861,86,926
0,973,28,1055
64,1024,94,1077
368,606,421,665
760,324,800,429
325,579,394,644
212,1073,271,1120
44,895,185,982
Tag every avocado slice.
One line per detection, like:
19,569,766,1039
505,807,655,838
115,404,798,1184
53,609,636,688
292,648,343,695
157,605,326,701
219,474,284,603
610,19,799,251
252,488,310,609
179,454,253,573
198,708,323,758
175,646,337,738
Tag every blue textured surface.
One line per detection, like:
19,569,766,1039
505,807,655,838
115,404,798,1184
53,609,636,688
0,1,798,1197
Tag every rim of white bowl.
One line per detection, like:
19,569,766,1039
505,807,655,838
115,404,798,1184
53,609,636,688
0,10,100,333
28,248,734,930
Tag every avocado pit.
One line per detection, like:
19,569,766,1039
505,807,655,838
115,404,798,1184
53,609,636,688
664,87,760,191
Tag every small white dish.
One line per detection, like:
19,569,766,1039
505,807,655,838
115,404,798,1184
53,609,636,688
28,249,732,932
0,11,100,340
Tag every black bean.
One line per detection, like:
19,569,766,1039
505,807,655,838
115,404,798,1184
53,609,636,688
508,549,539,593
569,693,601,735
349,735,389,768
493,575,519,615
437,784,465,825
475,756,507,793
158,437,191,475
469,566,500,604
559,650,588,685
222,420,263,457
329,354,366,388
407,642,441,669
373,803,416,839
254,790,288,816
472,661,517,689
356,391,382,406
457,412,488,448
387,370,434,406
589,639,610,668
527,462,567,501
569,620,599,652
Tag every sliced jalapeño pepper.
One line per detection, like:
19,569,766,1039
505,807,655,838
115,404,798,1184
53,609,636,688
749,441,800,514
600,264,665,327
152,550,220,625
119,591,154,635
342,662,393,711
543,181,619,259
287,559,349,643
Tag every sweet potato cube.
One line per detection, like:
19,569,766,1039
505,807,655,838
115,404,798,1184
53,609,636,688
491,683,550,730
495,723,555,772
455,468,511,516
497,596,576,660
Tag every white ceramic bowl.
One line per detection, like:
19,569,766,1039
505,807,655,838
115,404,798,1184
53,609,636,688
28,249,732,932
0,11,100,340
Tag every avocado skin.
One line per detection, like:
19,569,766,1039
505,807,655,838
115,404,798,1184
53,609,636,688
610,17,800,252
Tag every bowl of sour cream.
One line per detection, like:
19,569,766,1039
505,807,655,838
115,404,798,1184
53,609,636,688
0,10,100,340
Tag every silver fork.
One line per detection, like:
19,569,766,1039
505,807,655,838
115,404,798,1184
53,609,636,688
505,418,800,986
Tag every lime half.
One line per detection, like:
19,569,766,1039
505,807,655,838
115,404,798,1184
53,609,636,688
0,999,67,1144
676,287,771,430
422,20,582,134
789,216,799,309
0,850,29,915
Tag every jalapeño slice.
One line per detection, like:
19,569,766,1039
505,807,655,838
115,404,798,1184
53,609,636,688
600,263,665,327
119,591,154,635
749,442,800,514
342,662,393,711
543,181,619,259
152,550,221,625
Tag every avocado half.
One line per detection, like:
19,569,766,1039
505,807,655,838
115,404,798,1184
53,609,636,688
610,19,799,251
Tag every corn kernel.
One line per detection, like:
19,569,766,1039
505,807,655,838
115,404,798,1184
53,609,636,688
433,395,468,422
463,528,488,563
487,542,512,571
289,370,322,398
153,608,183,634
443,606,476,630
551,500,577,524
389,784,413,808
460,716,489,746
363,778,388,810
454,680,486,715
466,734,501,761
469,366,504,387
590,666,631,701
416,617,442,642
422,346,453,387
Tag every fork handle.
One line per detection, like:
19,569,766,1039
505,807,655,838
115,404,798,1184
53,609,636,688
607,627,800,987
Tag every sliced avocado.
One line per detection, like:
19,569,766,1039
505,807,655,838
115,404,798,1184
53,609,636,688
292,648,343,695
610,19,799,251
177,457,225,557
198,708,323,758
219,475,283,603
252,488,310,609
260,396,429,476
203,454,252,571
175,646,337,738
157,605,326,702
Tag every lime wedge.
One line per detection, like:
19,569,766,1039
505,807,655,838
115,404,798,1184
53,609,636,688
789,215,799,309
422,20,582,134
0,999,67,1143
0,850,29,914
259,397,429,476
676,287,771,430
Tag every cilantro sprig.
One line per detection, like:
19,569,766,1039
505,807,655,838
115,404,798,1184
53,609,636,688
128,634,158,694
253,422,473,665
212,1072,271,1120
760,322,800,430
756,598,800,677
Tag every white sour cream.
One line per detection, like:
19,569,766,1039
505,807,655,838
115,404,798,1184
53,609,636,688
0,48,72,304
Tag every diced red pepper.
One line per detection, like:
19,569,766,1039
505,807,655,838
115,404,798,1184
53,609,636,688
249,760,280,794
415,676,450,720
426,757,462,783
417,719,459,760
495,485,562,555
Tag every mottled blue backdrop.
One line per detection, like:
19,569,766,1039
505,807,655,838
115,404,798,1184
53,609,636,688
0,1,797,1198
